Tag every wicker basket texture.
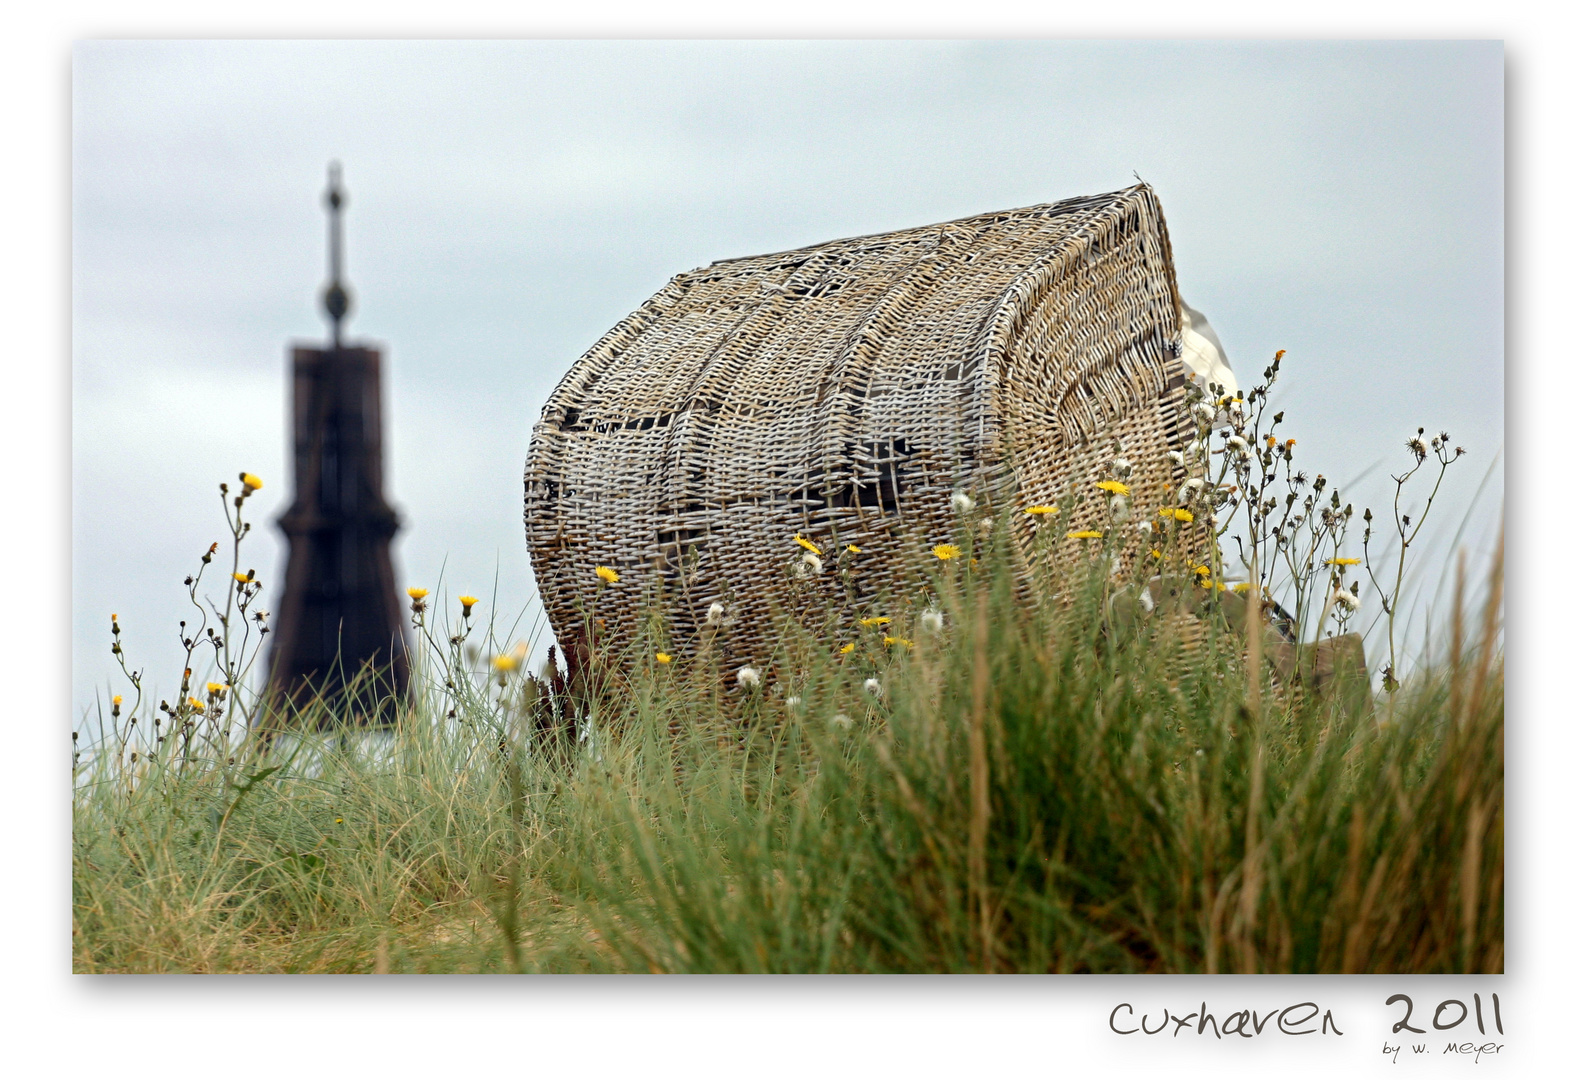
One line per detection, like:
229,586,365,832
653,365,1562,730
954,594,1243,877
525,184,1196,670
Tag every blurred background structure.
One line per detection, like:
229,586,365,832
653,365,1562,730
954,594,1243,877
266,164,409,722
70,40,1503,719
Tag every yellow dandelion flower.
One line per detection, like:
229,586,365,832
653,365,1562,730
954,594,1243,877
240,473,263,491
933,544,963,560
233,571,254,583
206,682,226,695
1325,557,1362,567
458,595,479,616
883,635,914,648
335,818,344,825
1067,530,1103,540
1158,507,1194,523
839,642,856,655
794,534,824,556
859,616,891,627
1024,505,1059,516
1284,439,1296,448
656,652,672,664
1233,583,1253,594
1149,549,1163,559
188,696,205,711
1095,480,1130,496
595,566,620,584
845,543,862,554
112,695,123,706
1193,564,1212,577
1264,435,1277,447
493,654,519,673
407,587,428,600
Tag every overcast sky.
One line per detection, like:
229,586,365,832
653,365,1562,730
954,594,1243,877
71,39,1502,718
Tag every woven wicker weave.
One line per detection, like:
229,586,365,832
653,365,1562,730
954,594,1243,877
524,184,1198,670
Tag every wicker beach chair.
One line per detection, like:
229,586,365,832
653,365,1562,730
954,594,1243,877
524,184,1217,672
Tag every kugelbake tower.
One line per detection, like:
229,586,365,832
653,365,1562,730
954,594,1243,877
268,163,408,721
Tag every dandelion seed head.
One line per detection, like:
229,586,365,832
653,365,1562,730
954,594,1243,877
950,491,976,514
863,677,882,696
736,665,761,689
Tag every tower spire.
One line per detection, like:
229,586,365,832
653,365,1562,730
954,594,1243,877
321,161,352,349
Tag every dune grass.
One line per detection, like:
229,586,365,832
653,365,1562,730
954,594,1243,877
72,528,1502,974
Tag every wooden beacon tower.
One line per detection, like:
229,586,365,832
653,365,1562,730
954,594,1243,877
267,163,409,722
